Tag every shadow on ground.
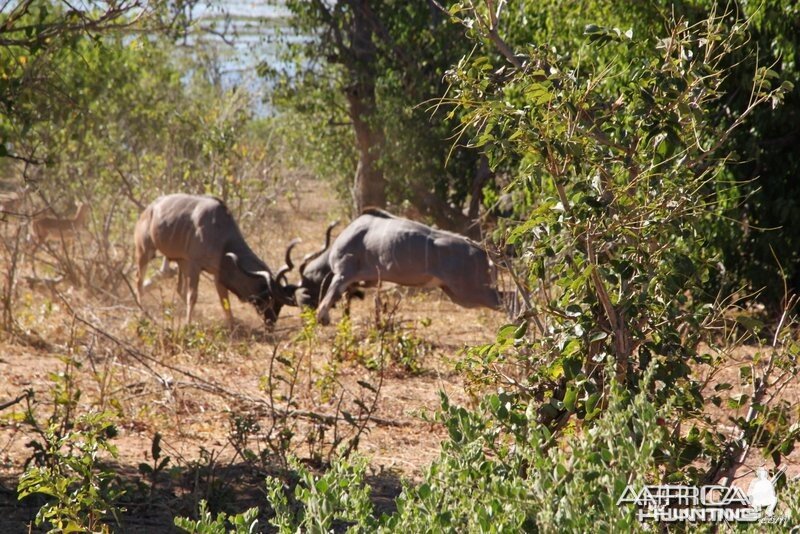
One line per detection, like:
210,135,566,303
0,456,403,533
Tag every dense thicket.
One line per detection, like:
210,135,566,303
270,0,800,307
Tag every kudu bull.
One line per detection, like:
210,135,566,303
306,208,503,325
291,220,364,312
134,194,298,326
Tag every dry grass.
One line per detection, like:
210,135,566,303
0,175,504,530
0,174,797,531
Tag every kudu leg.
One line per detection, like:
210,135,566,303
159,257,177,278
316,273,351,325
136,247,155,306
175,260,188,299
440,283,502,310
214,280,234,328
185,266,200,325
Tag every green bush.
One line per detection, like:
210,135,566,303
233,378,798,531
440,0,797,477
382,381,666,532
174,500,260,534
266,455,375,533
252,378,683,532
17,411,124,533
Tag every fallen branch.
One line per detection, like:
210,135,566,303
0,390,32,412
173,381,406,428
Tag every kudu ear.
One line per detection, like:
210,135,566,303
248,269,298,307
223,252,240,270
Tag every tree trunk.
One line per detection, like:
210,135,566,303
347,0,386,212
347,86,385,211
468,154,493,220
410,188,470,232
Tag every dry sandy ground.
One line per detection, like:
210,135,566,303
0,175,797,531
0,175,504,531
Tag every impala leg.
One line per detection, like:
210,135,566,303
215,280,234,328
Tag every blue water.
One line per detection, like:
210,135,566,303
184,1,303,115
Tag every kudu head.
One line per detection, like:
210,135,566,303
292,220,339,308
223,239,301,325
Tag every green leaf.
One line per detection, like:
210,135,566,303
739,366,752,380
563,386,577,412
728,393,749,409
589,331,608,342
151,432,162,460
514,321,528,339
563,356,582,379
735,314,764,332
356,380,377,392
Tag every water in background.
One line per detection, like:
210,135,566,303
185,0,303,115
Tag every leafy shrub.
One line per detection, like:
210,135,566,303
174,500,260,534
17,411,124,533
252,378,673,532
441,0,798,479
383,380,666,532
265,455,375,533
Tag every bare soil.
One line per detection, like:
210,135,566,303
0,175,797,532
0,175,503,531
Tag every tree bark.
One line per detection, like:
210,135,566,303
468,154,493,220
346,0,386,212
346,86,386,211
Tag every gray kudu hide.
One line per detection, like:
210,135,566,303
135,194,297,326
291,208,503,325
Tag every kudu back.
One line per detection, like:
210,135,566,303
314,208,502,325
134,194,297,326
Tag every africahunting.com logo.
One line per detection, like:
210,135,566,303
617,467,789,524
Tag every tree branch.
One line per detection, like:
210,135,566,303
0,390,33,412
0,2,146,48
310,0,349,60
